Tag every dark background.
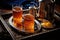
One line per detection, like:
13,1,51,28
0,0,60,9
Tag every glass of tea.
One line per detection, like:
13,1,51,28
12,6,23,31
29,6,37,18
23,14,35,33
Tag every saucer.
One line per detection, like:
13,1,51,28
8,16,41,33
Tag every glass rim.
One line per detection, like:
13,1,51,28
29,6,38,9
12,6,23,12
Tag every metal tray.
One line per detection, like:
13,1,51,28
8,16,41,33
0,13,60,40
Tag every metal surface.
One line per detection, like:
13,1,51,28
21,28,60,39
0,15,16,40
8,16,41,32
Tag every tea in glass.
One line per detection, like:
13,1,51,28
23,14,35,33
12,6,23,31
